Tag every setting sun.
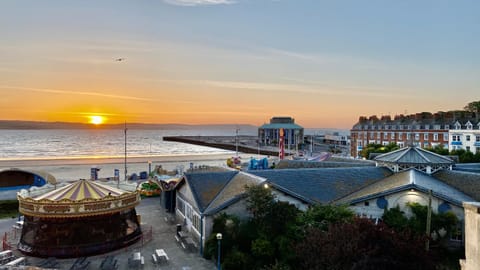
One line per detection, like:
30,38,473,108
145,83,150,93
89,115,105,125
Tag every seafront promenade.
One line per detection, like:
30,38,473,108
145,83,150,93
0,197,216,270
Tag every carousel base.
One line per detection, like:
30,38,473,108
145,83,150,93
18,209,142,258
18,231,142,258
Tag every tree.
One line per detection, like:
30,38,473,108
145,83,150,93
464,100,480,112
295,218,434,270
297,204,354,232
359,143,399,159
425,144,449,156
245,185,276,221
382,203,458,242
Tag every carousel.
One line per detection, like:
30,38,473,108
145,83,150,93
17,179,142,258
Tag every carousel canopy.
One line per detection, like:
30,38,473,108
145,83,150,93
18,179,139,218
34,179,126,201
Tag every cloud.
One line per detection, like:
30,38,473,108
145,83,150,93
164,0,236,6
198,79,412,99
0,86,154,101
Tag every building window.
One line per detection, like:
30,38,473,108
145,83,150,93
192,214,201,232
445,125,450,130
452,135,462,142
433,133,438,141
434,125,441,130
424,133,429,140
476,135,480,142
466,135,471,141
391,132,395,139
407,133,411,140
466,122,473,130
415,133,420,141
398,133,403,140
425,124,430,129
466,146,471,152
454,123,461,130
177,198,185,215
384,133,388,139
476,147,480,153
364,201,369,206
443,133,448,141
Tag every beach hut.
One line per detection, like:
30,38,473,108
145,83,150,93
17,179,142,258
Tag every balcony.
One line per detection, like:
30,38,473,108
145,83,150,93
474,141,480,147
451,141,463,146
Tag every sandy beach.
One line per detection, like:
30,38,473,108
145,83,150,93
0,153,258,182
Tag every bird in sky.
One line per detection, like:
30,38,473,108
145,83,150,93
115,58,125,61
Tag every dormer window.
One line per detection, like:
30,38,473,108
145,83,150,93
445,125,449,130
454,122,461,130
466,121,473,130
425,125,430,130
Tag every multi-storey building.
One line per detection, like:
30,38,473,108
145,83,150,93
449,121,480,154
350,111,479,158
258,116,304,147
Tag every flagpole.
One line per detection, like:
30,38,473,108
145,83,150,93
124,121,128,183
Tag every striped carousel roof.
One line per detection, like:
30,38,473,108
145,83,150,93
34,179,127,201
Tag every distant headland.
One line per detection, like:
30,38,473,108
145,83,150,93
0,120,257,130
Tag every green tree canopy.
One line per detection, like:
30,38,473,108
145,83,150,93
464,100,480,112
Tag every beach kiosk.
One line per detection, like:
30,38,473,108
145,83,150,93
17,179,142,258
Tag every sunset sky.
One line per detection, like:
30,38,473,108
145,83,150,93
0,0,478,128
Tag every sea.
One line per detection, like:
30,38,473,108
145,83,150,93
0,127,347,161
0,129,242,161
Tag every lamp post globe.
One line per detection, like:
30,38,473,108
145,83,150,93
216,233,222,270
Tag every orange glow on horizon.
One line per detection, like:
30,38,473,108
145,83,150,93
89,115,105,125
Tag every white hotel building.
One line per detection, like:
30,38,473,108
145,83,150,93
449,121,480,154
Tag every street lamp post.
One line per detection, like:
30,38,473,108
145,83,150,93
148,161,152,176
216,233,222,270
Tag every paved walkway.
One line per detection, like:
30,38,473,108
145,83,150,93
1,197,216,270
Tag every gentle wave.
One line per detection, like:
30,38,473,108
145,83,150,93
0,129,240,160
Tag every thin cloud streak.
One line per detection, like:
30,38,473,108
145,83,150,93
164,0,236,6
199,80,410,99
0,86,154,102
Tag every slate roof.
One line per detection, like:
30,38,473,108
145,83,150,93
204,172,265,215
433,170,480,201
335,169,475,206
453,163,480,174
248,167,392,204
374,146,454,165
184,171,238,212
